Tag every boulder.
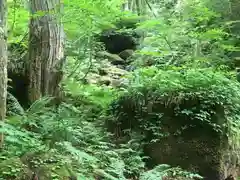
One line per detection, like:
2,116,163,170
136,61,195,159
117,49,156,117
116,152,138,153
96,51,125,65
86,72,128,88
85,57,129,88
86,73,101,84
99,76,112,86
96,16,144,54
109,94,240,179
107,69,240,180
118,49,134,60
98,68,108,76
102,65,127,77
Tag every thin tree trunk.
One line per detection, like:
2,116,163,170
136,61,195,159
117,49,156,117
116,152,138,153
128,0,132,11
122,0,132,11
135,0,141,15
0,0,8,148
122,1,127,11
28,0,65,104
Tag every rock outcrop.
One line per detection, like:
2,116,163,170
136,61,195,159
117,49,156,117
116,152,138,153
107,68,240,180
97,17,143,55
7,41,29,108
85,59,129,88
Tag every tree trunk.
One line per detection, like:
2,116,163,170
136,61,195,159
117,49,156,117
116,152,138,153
122,0,132,11
28,0,65,104
0,0,8,148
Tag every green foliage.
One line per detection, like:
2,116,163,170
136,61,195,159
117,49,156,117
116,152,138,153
5,0,240,179
1,95,144,179
131,0,236,69
7,92,25,116
0,157,30,180
63,78,120,109
7,0,29,42
110,67,240,145
2,89,201,179
64,0,124,38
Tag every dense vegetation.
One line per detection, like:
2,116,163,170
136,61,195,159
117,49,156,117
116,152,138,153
1,0,240,179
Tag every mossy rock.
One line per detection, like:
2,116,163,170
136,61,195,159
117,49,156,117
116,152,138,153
85,59,128,87
0,157,32,180
99,76,112,86
36,163,72,180
96,51,125,65
21,151,76,180
118,49,134,60
108,68,240,179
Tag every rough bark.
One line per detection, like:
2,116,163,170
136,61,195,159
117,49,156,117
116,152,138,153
28,0,65,104
0,0,8,148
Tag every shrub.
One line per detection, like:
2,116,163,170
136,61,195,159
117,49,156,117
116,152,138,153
108,67,240,145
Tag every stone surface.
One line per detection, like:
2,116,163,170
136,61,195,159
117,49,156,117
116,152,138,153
96,16,144,54
108,94,240,180
96,51,126,65
85,60,128,88
118,49,134,60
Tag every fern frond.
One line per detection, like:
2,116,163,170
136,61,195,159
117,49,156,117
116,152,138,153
26,96,54,115
7,92,25,116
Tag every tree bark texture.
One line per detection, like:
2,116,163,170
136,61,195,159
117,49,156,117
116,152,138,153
0,0,8,148
28,0,65,103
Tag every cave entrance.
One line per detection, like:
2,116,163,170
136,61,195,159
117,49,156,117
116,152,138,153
99,32,137,54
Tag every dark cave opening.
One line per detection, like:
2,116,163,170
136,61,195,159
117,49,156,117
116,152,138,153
7,71,29,108
99,33,137,54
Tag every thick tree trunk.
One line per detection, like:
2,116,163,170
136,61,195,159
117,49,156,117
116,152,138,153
0,0,8,148
28,0,65,104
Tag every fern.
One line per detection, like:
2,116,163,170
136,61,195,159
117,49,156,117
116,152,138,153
26,96,54,115
6,92,25,116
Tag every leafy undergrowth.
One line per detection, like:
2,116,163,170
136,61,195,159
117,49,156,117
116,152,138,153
114,66,240,138
0,79,202,180
108,67,240,155
4,0,240,179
